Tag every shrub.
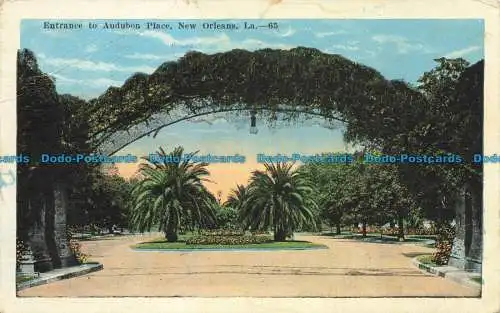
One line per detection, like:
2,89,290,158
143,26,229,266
382,228,399,236
251,230,270,235
16,238,28,270
417,254,436,265
186,235,273,245
199,229,245,237
407,226,437,236
66,227,89,264
432,223,456,265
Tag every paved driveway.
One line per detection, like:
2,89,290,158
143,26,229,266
18,234,480,297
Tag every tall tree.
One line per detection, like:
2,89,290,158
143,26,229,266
239,162,318,241
129,146,217,242
224,184,248,211
17,49,66,269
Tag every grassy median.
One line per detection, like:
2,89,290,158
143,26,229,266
132,239,327,250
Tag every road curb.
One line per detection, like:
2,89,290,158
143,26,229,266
16,262,103,291
411,257,482,293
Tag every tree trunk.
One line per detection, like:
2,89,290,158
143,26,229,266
465,180,482,272
397,210,405,241
165,230,178,242
274,225,287,241
449,186,467,269
362,220,367,237
336,222,341,235
164,218,178,242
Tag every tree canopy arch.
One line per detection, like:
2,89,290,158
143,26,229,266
86,47,427,155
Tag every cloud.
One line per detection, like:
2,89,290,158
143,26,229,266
238,38,293,51
85,44,98,53
444,45,481,58
50,74,122,88
138,30,230,48
89,78,123,88
359,48,381,59
372,34,429,54
330,41,360,51
124,52,183,60
190,128,233,134
115,29,293,53
37,54,155,73
315,30,346,38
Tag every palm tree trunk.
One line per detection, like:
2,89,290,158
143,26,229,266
274,225,287,241
164,218,178,242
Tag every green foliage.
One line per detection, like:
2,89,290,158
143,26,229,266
417,254,436,266
88,47,421,147
66,227,89,264
224,184,247,211
134,239,325,250
397,59,482,222
433,223,456,265
186,234,272,245
199,229,245,236
300,154,415,238
17,49,64,239
213,206,239,230
405,207,425,230
16,238,28,270
17,49,95,242
299,159,355,233
239,162,318,241
129,146,217,241
68,167,133,231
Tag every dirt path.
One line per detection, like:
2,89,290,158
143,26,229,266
18,234,480,297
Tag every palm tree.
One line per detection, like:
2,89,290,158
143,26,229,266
239,162,318,241
224,184,247,210
130,146,216,242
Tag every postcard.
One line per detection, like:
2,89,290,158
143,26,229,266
1,1,499,313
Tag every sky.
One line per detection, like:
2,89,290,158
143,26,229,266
20,19,484,200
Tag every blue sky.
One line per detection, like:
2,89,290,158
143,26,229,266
20,19,484,197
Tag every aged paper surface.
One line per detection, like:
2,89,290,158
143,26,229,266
1,0,499,312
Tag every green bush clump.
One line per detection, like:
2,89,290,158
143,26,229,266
66,227,89,264
16,238,28,270
186,235,273,245
250,230,270,236
432,224,456,265
199,229,245,237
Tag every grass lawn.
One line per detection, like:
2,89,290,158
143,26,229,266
416,254,438,266
406,235,437,240
322,232,433,244
133,239,327,250
16,274,37,284
471,276,482,284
